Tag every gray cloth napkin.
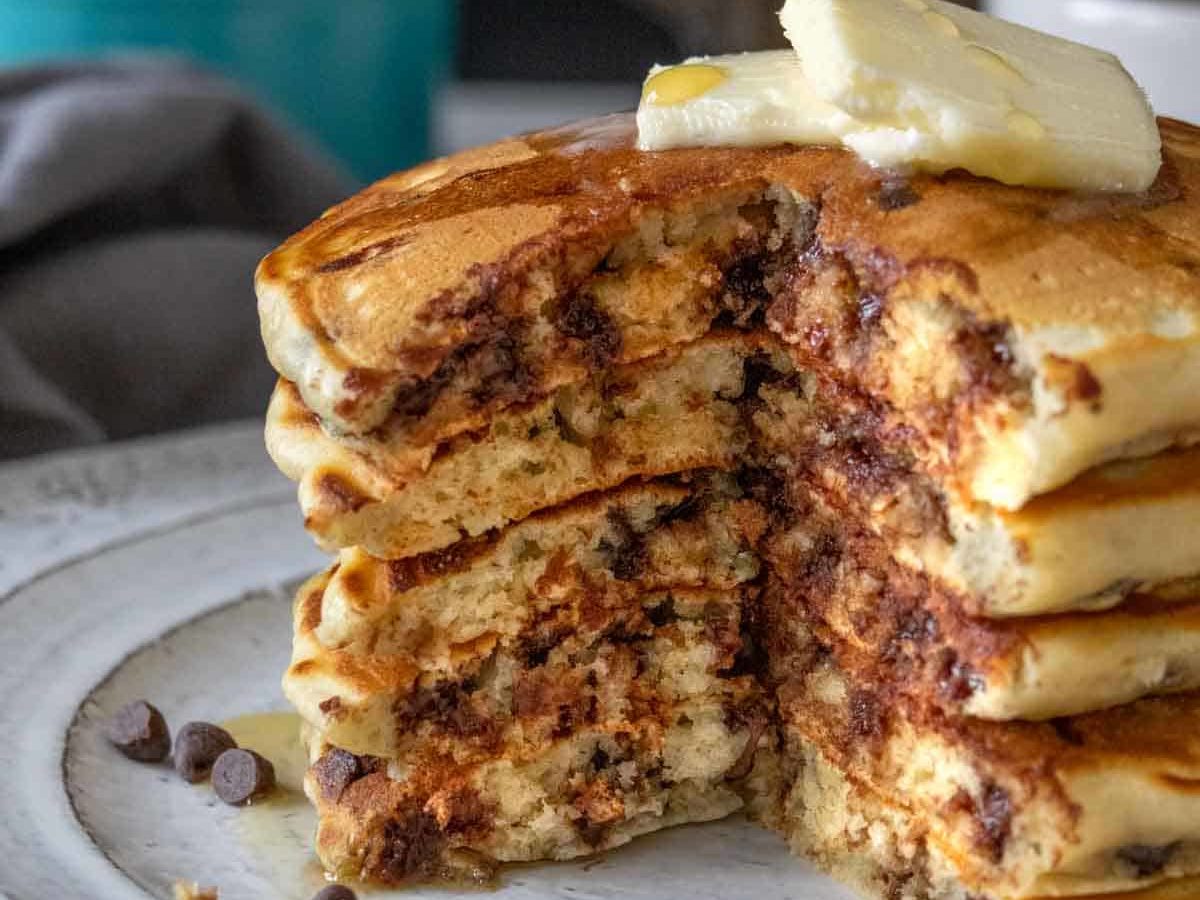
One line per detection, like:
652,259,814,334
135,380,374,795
0,57,356,459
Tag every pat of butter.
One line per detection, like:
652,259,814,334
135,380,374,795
637,50,849,151
781,0,1161,192
636,0,1162,193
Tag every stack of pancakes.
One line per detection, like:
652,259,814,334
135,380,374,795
258,114,1200,898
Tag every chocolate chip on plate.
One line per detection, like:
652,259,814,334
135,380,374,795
312,886,357,900
105,700,171,762
173,722,238,783
212,749,275,805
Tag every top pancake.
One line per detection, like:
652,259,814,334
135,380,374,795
258,115,1200,507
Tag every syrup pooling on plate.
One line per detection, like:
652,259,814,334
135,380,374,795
219,712,323,890
221,712,308,792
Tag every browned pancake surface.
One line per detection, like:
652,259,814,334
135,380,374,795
259,115,1200,423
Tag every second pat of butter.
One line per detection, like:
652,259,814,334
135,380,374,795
637,1,1162,193
780,0,1161,192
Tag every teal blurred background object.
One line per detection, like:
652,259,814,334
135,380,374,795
0,0,455,181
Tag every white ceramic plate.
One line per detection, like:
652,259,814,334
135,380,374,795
0,423,854,900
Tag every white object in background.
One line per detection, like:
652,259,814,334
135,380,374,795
987,0,1200,124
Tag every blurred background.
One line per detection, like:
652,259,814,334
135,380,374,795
0,0,1197,460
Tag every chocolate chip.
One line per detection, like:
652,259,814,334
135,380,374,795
653,495,701,527
550,293,622,368
466,334,530,404
857,293,885,330
212,749,275,805
724,253,770,304
720,252,772,327
379,810,446,881
313,748,363,802
735,466,791,521
596,509,647,581
105,700,171,762
516,627,567,669
849,690,884,740
318,696,343,716
938,655,983,703
1118,842,1181,878
173,722,238,783
877,179,920,211
734,353,786,402
645,596,678,627
1050,717,1086,747
1071,360,1102,404
590,746,612,772
977,783,1013,863
312,886,357,900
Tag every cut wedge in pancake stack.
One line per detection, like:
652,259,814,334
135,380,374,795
257,113,1200,897
287,478,775,883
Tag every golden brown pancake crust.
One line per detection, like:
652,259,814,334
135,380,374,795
258,114,1200,428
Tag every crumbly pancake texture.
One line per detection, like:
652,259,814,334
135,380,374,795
775,386,1200,617
769,657,1200,900
272,316,1200,617
256,119,813,436
284,477,768,757
267,332,800,558
764,491,1200,720
303,716,776,886
774,739,1200,900
258,115,1200,509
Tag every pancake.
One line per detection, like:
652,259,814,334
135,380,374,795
257,114,1200,509
765,498,1200,719
769,655,1200,900
769,384,1200,617
302,707,776,886
266,331,799,557
294,560,772,884
256,119,811,437
776,739,1200,900
261,177,796,443
269,316,1200,623
284,477,768,757
257,107,1200,897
